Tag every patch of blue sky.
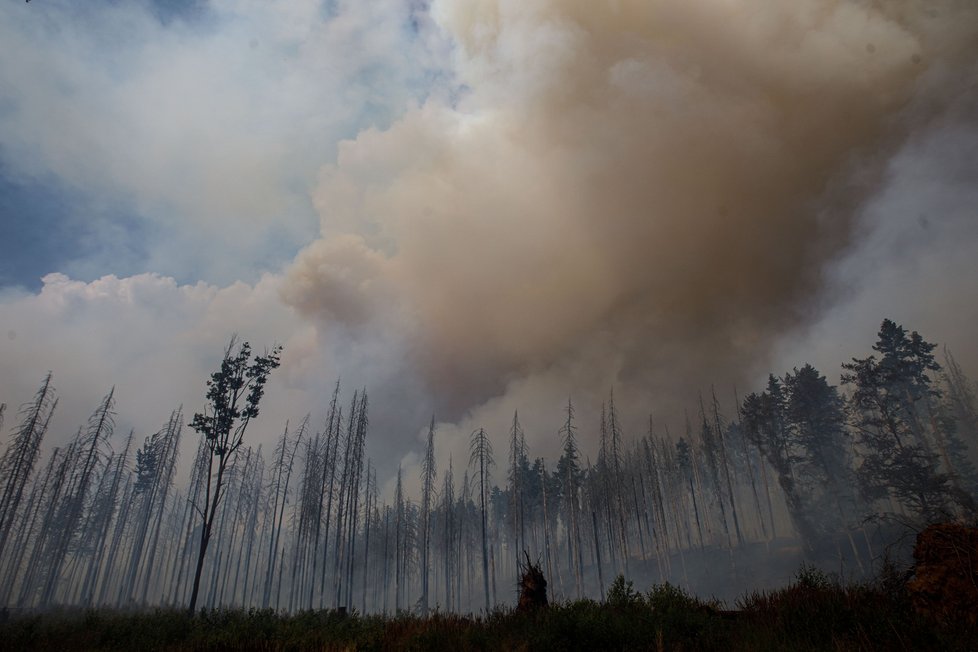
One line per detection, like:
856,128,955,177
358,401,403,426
1,0,453,290
147,0,212,26
0,167,151,291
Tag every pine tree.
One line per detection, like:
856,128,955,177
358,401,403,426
741,378,820,550
842,320,954,521
782,364,856,530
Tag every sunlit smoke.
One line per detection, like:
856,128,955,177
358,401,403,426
284,0,978,441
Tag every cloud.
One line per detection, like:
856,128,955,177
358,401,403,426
0,0,449,285
0,272,314,469
0,267,441,485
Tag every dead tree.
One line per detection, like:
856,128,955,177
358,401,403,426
316,384,343,608
39,389,115,607
394,465,404,611
469,427,494,612
0,446,61,603
236,446,265,606
360,461,376,614
0,373,58,560
343,392,368,610
606,391,631,573
419,415,436,615
168,437,208,604
507,411,528,572
698,397,732,549
80,429,133,606
139,409,182,603
18,441,78,606
263,418,303,608
440,456,456,611
557,398,584,598
712,389,744,546
331,391,358,608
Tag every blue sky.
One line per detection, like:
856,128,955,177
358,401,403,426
0,0,446,289
0,2,187,290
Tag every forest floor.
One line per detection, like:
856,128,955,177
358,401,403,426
1,565,975,652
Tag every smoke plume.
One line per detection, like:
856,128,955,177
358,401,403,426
283,0,978,441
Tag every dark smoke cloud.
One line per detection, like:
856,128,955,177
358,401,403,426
284,0,978,455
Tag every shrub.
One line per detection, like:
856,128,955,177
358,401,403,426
606,575,642,608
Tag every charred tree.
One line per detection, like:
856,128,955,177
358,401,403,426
419,415,436,615
0,373,58,560
469,427,494,612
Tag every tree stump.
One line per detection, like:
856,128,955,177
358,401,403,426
517,553,549,612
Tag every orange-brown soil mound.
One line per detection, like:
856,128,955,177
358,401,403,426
907,522,978,627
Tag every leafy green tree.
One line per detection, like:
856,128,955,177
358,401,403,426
743,364,859,548
742,376,820,550
187,337,281,612
842,319,953,521
783,364,856,529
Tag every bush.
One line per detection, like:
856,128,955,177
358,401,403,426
793,564,833,590
2,565,978,651
606,575,642,608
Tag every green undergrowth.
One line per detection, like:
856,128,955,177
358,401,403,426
1,568,974,651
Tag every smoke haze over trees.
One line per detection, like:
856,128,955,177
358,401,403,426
1,320,977,613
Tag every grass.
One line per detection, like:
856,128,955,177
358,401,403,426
2,568,974,651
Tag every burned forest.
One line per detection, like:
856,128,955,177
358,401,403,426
0,319,976,617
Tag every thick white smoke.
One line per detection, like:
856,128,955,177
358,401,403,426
283,1,978,473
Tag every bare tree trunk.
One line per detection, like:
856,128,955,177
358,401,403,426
1,447,60,604
394,466,403,612
0,374,57,561
591,511,605,601
420,416,436,615
712,390,744,546
469,428,493,613
41,389,115,607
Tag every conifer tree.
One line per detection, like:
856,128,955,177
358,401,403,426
842,320,953,520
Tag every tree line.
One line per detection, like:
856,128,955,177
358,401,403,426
0,319,976,614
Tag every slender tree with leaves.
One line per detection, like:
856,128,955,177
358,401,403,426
842,320,954,520
187,337,281,612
